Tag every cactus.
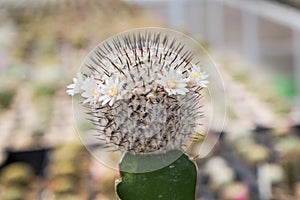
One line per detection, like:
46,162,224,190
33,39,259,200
116,150,197,200
0,163,34,200
0,163,33,188
47,142,90,197
1,187,25,200
67,29,209,199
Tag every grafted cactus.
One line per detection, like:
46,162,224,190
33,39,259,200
67,29,209,199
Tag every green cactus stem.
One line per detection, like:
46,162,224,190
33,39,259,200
116,150,197,200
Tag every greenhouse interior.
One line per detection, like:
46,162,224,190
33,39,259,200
0,0,300,199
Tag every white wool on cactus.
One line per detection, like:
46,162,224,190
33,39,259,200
67,32,209,153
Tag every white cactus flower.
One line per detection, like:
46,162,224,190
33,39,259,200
81,76,99,105
188,64,209,88
66,72,84,96
67,32,209,153
98,77,127,106
156,68,189,95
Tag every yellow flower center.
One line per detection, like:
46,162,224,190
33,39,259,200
167,77,177,89
108,85,118,96
92,90,98,97
150,82,156,89
192,72,200,80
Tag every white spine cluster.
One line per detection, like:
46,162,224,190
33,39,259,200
67,32,208,153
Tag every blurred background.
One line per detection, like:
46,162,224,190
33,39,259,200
0,0,300,199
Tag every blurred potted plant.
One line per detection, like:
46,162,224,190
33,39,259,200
0,163,34,200
47,142,90,199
